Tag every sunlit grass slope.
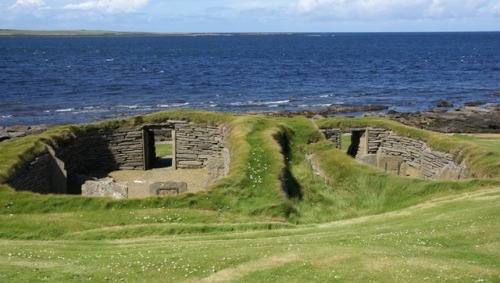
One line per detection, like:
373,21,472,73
0,186,498,282
274,116,499,223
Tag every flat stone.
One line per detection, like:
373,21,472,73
150,181,187,196
82,180,128,199
8,131,27,138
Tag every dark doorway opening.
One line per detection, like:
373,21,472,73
347,130,364,158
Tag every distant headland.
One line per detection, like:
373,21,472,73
0,29,299,37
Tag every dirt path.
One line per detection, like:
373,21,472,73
108,167,208,198
194,253,298,283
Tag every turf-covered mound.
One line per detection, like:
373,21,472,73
0,111,499,224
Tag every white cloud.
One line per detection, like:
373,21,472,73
7,0,49,20
11,0,46,8
290,0,497,20
1,0,498,32
493,1,500,16
64,0,148,13
229,1,284,11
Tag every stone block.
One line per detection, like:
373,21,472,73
150,181,188,196
377,153,405,175
357,154,377,166
82,180,128,199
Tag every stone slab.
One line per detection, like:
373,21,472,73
82,180,128,199
149,181,188,196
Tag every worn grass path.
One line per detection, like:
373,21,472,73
1,186,498,282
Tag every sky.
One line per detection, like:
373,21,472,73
0,0,499,32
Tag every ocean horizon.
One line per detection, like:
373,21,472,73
1,32,499,126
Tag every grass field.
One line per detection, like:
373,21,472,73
0,186,498,282
155,143,172,158
0,111,499,282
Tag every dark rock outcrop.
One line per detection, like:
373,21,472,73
382,105,500,133
436,100,454,108
0,124,48,142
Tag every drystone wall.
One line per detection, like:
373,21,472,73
7,120,229,195
8,146,67,194
56,126,145,173
175,123,227,169
374,131,466,180
366,128,387,154
9,151,52,194
321,128,466,180
56,120,227,172
320,129,342,149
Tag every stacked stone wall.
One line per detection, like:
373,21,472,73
56,126,144,173
7,120,229,195
9,153,51,194
321,127,467,180
175,122,227,169
419,150,466,179
320,129,342,149
57,122,227,172
153,128,172,142
8,146,67,194
377,133,425,166
108,127,144,170
377,131,466,179
366,128,388,154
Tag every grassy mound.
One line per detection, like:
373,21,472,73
0,111,498,221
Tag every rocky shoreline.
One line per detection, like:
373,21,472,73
1,103,499,142
380,104,500,133
268,102,500,134
0,124,49,142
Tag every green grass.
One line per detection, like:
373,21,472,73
0,111,499,281
297,140,498,222
0,186,498,282
155,143,172,157
452,134,500,151
341,133,351,151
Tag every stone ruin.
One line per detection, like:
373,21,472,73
6,119,470,200
8,120,230,198
321,128,467,180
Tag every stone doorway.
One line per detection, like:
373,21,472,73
143,125,176,170
346,129,367,158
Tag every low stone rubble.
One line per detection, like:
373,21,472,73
381,104,500,133
0,125,48,142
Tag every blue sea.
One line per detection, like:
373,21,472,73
1,32,499,126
